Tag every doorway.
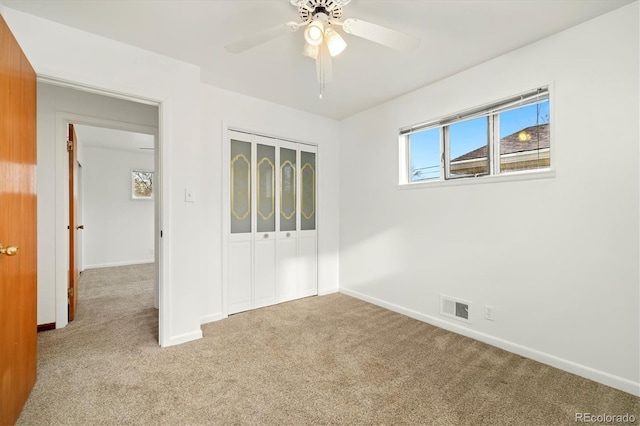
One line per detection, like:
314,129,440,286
36,82,162,342
72,124,157,317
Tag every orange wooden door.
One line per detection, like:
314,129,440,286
68,124,79,321
0,14,38,425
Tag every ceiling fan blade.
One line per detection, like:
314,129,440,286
342,18,420,52
225,22,300,54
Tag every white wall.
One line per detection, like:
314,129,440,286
199,84,341,323
4,5,341,346
5,7,202,346
82,146,154,269
339,3,639,396
36,83,158,326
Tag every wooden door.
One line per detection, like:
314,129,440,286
68,124,79,321
0,14,38,425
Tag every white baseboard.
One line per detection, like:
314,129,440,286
340,287,640,397
163,329,203,347
84,260,154,269
201,312,226,325
319,287,339,296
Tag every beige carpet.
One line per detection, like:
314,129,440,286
18,264,639,425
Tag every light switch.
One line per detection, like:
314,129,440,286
185,188,196,203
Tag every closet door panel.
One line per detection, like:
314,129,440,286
255,238,276,307
228,241,252,314
298,235,317,297
254,140,277,307
298,148,317,297
228,134,253,313
277,141,299,302
276,237,298,302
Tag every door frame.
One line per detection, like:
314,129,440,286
49,92,164,341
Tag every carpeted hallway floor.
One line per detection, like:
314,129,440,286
17,264,639,425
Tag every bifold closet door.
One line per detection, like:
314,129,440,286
229,133,253,314
228,131,318,315
254,138,277,308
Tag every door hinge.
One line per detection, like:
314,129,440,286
67,140,73,152
68,287,74,299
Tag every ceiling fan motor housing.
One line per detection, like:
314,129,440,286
295,0,347,23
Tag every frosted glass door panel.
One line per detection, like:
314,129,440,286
301,151,316,231
257,144,275,233
231,140,251,234
280,147,297,232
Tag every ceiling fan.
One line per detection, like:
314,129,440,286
225,0,420,98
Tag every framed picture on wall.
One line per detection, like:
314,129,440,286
131,169,153,200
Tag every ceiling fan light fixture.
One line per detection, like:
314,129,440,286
303,42,319,59
304,20,325,46
324,27,347,57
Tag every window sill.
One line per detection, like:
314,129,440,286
397,169,555,190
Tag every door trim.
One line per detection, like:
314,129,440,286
51,109,163,342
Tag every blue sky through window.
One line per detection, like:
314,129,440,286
449,116,486,159
409,128,439,181
500,100,549,139
409,100,549,181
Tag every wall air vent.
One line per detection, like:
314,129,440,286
440,295,471,324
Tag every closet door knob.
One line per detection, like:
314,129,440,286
263,234,269,239
286,232,291,237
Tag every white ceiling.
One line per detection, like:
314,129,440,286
4,0,633,120
74,125,154,153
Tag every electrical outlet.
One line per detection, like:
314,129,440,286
484,305,495,321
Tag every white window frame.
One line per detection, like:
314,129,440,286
398,86,554,188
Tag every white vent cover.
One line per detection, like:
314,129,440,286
440,295,471,323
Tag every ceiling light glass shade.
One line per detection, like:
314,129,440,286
303,42,319,59
304,20,325,46
324,27,347,57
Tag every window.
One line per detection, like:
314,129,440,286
402,87,550,185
